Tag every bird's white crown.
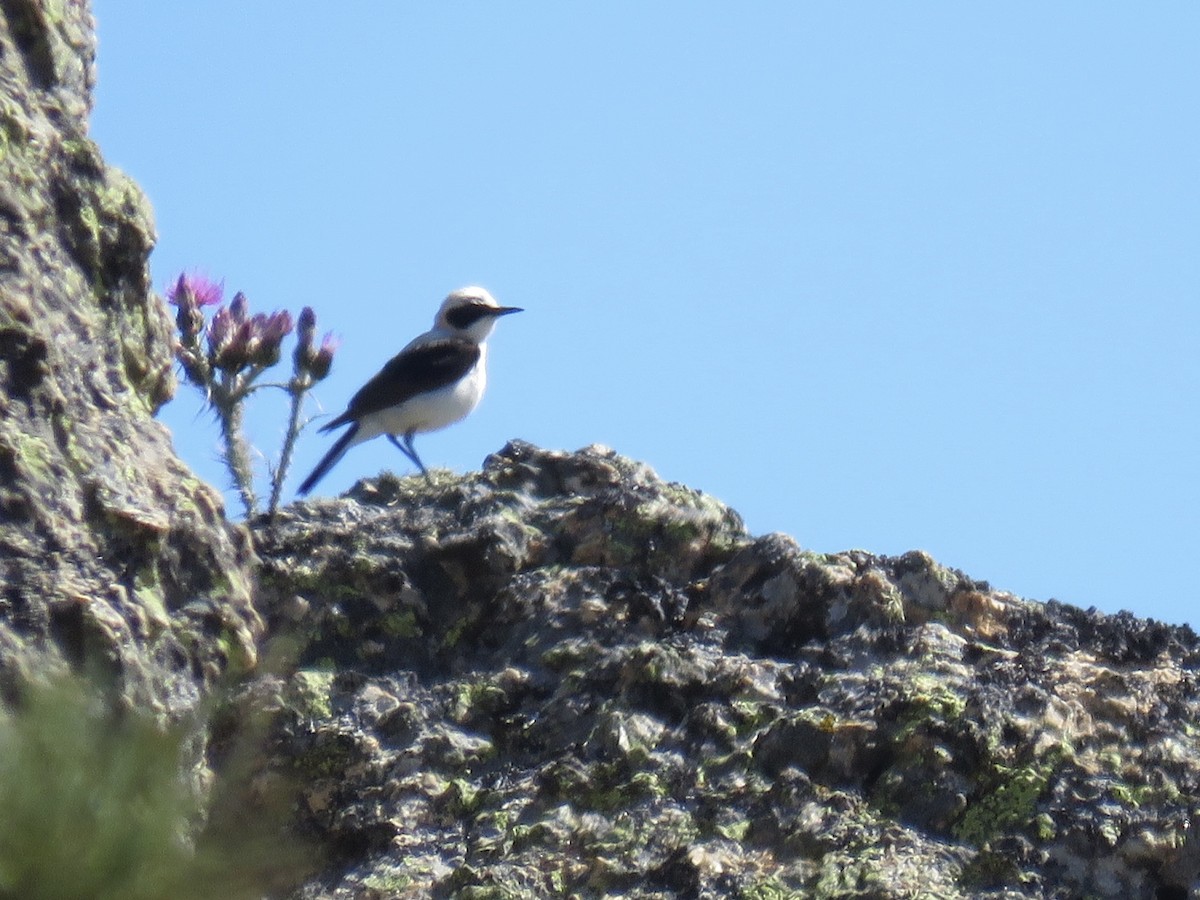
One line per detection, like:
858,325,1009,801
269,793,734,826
440,286,499,313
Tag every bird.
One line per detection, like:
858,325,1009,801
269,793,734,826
297,286,522,496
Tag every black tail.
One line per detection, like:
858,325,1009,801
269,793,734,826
297,423,358,496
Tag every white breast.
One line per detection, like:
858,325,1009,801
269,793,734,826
357,348,488,441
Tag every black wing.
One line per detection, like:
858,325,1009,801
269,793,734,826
321,338,481,431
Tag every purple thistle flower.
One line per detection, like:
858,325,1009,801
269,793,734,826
167,272,224,308
169,273,223,344
193,277,224,308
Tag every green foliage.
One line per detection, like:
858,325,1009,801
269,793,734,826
0,675,312,900
0,677,192,900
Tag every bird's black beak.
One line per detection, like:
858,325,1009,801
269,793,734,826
493,306,523,316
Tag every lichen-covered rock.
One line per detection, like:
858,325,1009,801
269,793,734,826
250,442,1200,899
0,1,259,712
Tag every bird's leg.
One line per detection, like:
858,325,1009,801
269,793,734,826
405,432,433,484
387,433,431,483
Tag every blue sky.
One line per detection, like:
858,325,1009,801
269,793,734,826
90,3,1198,625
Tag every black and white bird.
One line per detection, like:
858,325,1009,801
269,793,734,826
297,286,522,495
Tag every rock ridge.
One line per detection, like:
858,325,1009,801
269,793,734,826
244,441,1200,899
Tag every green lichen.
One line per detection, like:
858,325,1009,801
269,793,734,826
100,167,148,218
439,778,482,817
290,669,335,720
468,809,514,856
42,0,67,29
131,564,168,627
697,748,753,786
959,848,1022,892
441,614,473,649
731,699,780,736
210,564,252,607
8,432,54,482
811,853,902,899
716,819,750,841
78,202,100,247
380,607,421,639
450,679,508,723
361,870,412,893
741,880,804,900
1034,813,1056,840
540,638,591,672
48,410,88,476
295,733,359,780
581,807,697,880
952,748,1065,846
215,625,256,678
260,565,358,604
452,885,522,900
897,674,967,734
547,758,669,813
0,101,29,166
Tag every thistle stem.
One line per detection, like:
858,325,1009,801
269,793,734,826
268,375,309,518
215,374,258,518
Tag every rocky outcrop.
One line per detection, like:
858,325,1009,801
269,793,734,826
0,0,259,712
249,442,1200,899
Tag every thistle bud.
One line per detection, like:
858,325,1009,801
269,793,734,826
296,306,316,349
234,319,257,368
309,332,338,380
207,306,234,360
252,310,294,366
229,291,249,324
293,307,320,374
175,304,204,345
